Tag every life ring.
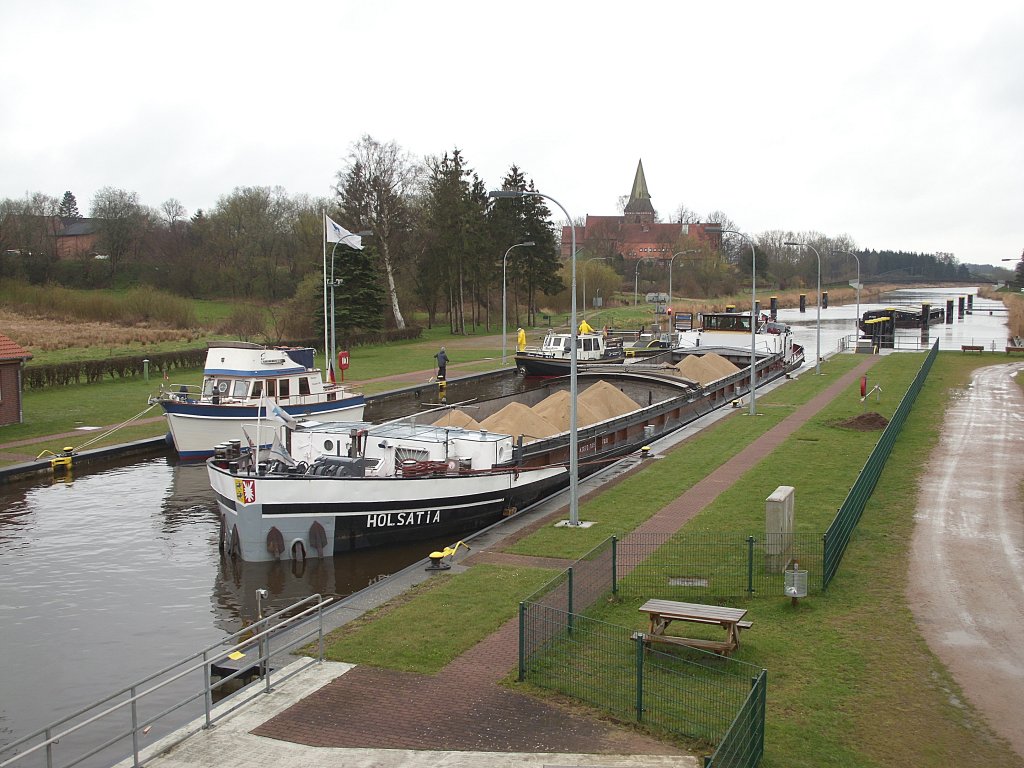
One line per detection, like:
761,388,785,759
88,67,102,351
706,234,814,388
216,381,229,395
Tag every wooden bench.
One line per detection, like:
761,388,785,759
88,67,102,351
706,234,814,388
961,345,984,353
1006,346,1024,354
637,599,751,656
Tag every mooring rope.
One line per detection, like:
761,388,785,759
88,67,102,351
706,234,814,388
73,403,161,452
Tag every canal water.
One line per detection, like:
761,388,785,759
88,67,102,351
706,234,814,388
0,372,535,763
0,285,1009,761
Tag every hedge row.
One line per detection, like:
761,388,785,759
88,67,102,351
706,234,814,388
23,348,208,389
22,327,424,390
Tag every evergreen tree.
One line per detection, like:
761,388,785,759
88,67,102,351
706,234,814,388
58,191,80,219
327,242,387,333
488,167,564,326
420,149,487,334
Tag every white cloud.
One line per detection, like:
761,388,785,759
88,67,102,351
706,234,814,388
1,0,1020,264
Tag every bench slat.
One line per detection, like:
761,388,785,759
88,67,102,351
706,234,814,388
633,632,736,654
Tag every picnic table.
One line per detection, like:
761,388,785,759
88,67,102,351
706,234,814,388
637,599,751,655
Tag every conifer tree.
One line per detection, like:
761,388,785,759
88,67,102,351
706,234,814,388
326,241,387,333
488,166,564,326
58,190,80,219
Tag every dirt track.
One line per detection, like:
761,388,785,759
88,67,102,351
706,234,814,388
909,362,1024,757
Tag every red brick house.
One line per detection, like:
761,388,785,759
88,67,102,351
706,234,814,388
561,160,722,261
2,215,101,260
55,218,101,259
0,333,33,426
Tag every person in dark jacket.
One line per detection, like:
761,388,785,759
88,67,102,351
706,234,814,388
434,346,448,380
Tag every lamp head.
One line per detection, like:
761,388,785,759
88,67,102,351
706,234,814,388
256,588,269,600
783,241,801,246
522,241,536,246
488,190,524,199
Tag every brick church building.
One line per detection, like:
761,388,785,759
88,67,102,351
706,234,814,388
560,160,721,262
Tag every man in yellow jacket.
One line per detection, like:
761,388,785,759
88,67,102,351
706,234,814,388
579,319,594,334
517,327,527,352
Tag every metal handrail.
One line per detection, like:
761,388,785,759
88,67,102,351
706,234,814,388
1,594,330,768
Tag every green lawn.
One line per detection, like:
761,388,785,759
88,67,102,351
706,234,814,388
315,352,1022,766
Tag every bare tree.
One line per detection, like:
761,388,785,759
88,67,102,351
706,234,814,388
674,203,702,224
335,135,421,330
90,187,152,276
160,198,187,226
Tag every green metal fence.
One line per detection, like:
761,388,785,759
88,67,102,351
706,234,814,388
823,339,939,588
615,532,824,600
519,604,765,763
706,668,767,768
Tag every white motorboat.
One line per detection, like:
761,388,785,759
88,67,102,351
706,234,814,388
152,342,364,459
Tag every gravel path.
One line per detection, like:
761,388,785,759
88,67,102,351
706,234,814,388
908,362,1024,757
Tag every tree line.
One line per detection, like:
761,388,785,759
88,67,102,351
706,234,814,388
0,134,974,339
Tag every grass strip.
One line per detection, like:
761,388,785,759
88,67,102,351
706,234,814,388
323,563,554,674
506,353,864,559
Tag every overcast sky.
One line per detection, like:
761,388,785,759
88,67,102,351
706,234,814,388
2,0,1020,266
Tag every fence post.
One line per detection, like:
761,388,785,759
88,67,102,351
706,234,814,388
746,536,755,595
822,532,830,592
518,602,526,682
635,633,644,723
612,536,618,595
567,567,574,634
756,670,767,761
203,650,213,728
318,595,325,662
263,627,273,694
130,685,139,767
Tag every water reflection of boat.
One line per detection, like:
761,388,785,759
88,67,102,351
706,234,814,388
211,537,451,627
209,332,801,562
151,342,365,460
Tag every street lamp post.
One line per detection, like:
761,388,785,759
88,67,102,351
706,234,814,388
840,250,861,334
667,249,699,311
327,232,369,378
501,241,535,366
583,256,609,320
489,189,582,526
785,241,823,374
634,260,642,306
713,230,758,416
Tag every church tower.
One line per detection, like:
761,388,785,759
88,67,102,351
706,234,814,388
623,159,655,225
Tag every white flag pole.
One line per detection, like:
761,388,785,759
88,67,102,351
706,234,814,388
322,211,329,372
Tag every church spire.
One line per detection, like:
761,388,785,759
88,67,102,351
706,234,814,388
623,159,655,221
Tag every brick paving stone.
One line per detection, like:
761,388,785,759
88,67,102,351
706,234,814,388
253,665,683,755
